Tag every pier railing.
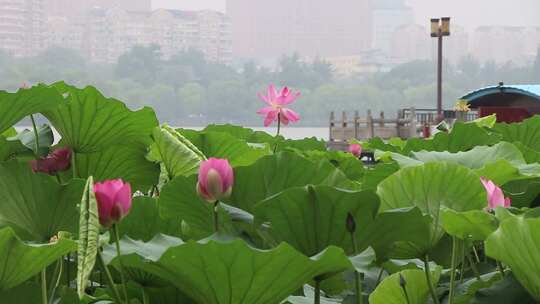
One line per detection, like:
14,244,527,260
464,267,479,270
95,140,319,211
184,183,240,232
328,108,478,144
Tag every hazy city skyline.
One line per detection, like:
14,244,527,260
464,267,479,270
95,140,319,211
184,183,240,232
152,0,540,29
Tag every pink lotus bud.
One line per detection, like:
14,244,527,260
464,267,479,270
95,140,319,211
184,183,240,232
480,177,511,211
94,179,132,228
30,147,72,174
196,158,234,203
348,143,362,157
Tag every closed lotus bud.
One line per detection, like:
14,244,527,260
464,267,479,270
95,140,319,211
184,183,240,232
30,147,72,175
346,212,356,233
94,179,132,228
196,158,234,203
348,143,362,158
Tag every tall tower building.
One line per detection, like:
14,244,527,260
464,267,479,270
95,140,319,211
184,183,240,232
0,0,45,57
227,0,372,60
371,0,414,56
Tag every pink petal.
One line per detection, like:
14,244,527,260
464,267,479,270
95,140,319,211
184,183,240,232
348,144,362,157
280,112,290,125
264,111,278,127
277,91,301,106
113,182,132,215
280,86,290,97
504,197,512,208
257,92,271,105
268,84,278,102
281,108,300,123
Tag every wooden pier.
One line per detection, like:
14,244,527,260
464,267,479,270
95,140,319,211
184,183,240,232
327,108,478,150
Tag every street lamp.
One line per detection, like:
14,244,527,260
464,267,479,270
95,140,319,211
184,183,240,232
430,17,451,121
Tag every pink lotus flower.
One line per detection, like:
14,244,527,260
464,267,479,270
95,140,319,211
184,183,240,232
196,158,234,203
257,84,301,127
94,179,132,228
30,147,72,174
348,143,362,157
480,177,511,210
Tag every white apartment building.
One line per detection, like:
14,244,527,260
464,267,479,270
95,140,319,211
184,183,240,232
0,0,44,57
45,7,232,64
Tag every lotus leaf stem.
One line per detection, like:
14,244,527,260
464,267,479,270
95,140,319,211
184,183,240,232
423,255,440,304
30,114,40,157
41,269,48,304
448,237,459,304
97,251,123,303
113,224,129,303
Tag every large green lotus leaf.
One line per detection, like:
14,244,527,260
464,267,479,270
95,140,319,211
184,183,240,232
43,82,158,153
470,273,538,304
202,124,275,143
0,227,76,290
377,162,486,251
201,124,327,151
485,213,540,300
71,142,159,191
359,207,432,259
513,141,540,163
0,128,27,161
158,175,234,240
492,116,540,151
179,129,269,167
360,162,400,191
370,122,500,155
304,150,365,181
403,122,501,153
440,207,498,241
384,142,540,184
368,268,441,304
226,151,353,212
0,160,85,241
0,84,63,134
275,137,327,152
502,178,540,208
468,114,497,128
7,124,54,157
102,234,184,288
105,236,353,304
254,186,379,256
120,196,183,242
412,142,524,168
150,125,206,179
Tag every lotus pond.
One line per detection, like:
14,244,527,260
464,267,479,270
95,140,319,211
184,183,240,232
1,82,540,304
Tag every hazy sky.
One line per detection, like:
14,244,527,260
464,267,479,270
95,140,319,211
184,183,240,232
152,0,540,29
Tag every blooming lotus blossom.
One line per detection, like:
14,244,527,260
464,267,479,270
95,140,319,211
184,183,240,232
348,143,362,157
196,158,234,203
94,179,132,227
480,177,511,210
257,84,301,127
30,147,72,174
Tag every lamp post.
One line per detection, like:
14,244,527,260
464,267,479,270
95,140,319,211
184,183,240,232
431,17,451,121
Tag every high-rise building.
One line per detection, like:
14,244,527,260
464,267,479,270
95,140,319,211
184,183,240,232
471,26,540,65
80,8,232,64
0,0,45,57
371,0,414,56
43,0,151,17
227,0,372,60
391,24,431,63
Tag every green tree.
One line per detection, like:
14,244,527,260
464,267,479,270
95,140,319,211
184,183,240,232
115,44,162,85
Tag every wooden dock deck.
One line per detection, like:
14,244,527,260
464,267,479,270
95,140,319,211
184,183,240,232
327,108,478,150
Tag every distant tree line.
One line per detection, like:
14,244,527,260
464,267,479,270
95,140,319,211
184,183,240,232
1,45,540,126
